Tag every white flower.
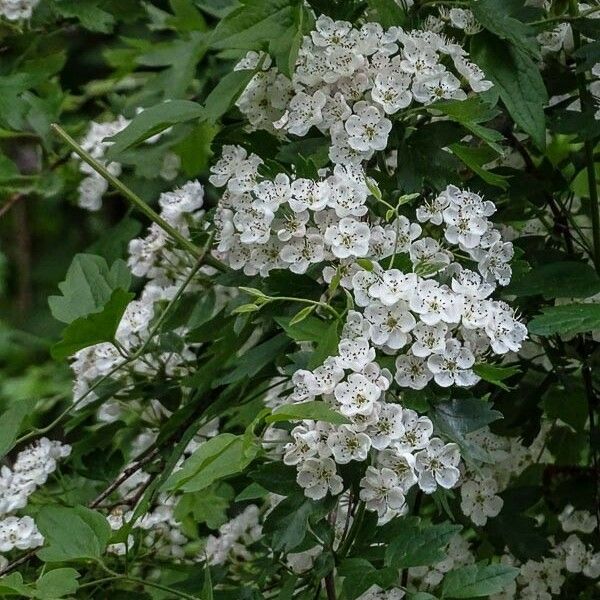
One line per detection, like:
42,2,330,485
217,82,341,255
337,337,376,372
485,302,527,355
280,233,325,274
283,425,320,466
412,70,466,105
327,165,369,218
394,409,433,453
334,373,381,416
409,279,463,325
359,466,406,517
558,505,597,534
0,516,44,552
365,301,416,349
377,449,417,490
158,180,204,225
367,403,404,450
325,217,371,258
290,178,329,213
371,73,412,114
414,438,461,493
345,101,392,152
416,193,450,225
308,357,346,395
209,145,248,187
369,269,418,306
411,322,448,357
394,354,433,390
476,240,513,286
283,90,327,136
327,425,372,463
562,534,600,578
460,475,503,526
296,457,344,500
254,173,292,211
427,339,479,387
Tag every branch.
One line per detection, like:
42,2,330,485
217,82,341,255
50,123,227,273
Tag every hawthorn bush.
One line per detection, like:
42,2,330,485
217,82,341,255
0,1,599,599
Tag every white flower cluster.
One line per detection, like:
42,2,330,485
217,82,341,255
75,112,180,211
0,438,71,554
234,15,491,163
458,424,556,527
107,493,189,559
408,533,474,591
210,16,525,512
71,180,208,417
0,0,39,21
437,7,482,35
281,339,460,517
204,505,262,566
76,116,131,211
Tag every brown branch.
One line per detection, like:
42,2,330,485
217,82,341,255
89,447,160,509
324,572,336,600
0,193,23,219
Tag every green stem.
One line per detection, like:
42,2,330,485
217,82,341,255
100,565,200,600
50,123,227,273
269,296,341,320
531,6,600,26
15,255,207,446
338,501,366,558
568,3,600,274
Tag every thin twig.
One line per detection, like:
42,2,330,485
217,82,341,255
50,123,227,273
0,193,23,219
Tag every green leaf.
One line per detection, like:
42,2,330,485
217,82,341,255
289,305,316,326
36,506,111,562
267,401,350,425
105,100,204,158
0,573,33,597
195,0,238,18
505,261,600,298
528,304,600,336
249,462,298,496
337,559,397,600
275,315,329,342
385,518,461,569
430,97,503,152
220,334,289,383
367,0,408,28
163,433,259,492
263,494,329,552
308,320,340,369
35,568,80,599
211,0,301,52
471,33,548,150
543,379,588,430
442,562,519,598
175,484,233,529
471,0,539,58
449,144,508,189
431,398,503,463
51,288,134,359
270,5,312,78
87,217,142,263
473,364,520,391
51,0,115,33
48,254,131,324
203,67,260,122
0,399,36,460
